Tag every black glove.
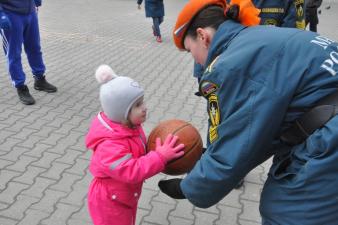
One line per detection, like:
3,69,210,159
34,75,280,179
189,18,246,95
234,178,244,189
194,91,202,97
158,178,185,199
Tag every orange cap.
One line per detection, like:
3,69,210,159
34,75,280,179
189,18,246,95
173,0,260,50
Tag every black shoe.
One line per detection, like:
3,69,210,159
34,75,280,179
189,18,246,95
17,85,35,105
234,179,244,189
34,76,57,93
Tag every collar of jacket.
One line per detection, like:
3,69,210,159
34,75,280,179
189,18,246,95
98,112,142,137
204,20,247,68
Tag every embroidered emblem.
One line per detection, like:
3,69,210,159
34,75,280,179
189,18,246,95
209,126,218,143
208,94,220,143
295,0,305,29
263,18,278,26
200,81,218,97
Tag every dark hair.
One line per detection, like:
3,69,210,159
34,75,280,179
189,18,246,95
185,5,240,40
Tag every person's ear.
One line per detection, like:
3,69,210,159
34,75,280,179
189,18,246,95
196,28,211,49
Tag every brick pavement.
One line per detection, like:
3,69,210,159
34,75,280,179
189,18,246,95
0,0,337,224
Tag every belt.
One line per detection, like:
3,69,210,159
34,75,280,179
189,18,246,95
280,91,338,146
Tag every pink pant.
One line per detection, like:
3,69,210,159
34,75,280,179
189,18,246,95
88,178,138,225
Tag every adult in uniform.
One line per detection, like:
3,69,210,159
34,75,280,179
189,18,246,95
159,0,338,224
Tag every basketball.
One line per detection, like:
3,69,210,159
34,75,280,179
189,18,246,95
147,119,203,175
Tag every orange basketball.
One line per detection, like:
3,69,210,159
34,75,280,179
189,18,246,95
147,119,203,175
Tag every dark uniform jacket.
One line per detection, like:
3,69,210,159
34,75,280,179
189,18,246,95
0,0,35,14
182,20,338,225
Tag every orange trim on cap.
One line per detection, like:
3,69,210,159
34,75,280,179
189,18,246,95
173,0,260,50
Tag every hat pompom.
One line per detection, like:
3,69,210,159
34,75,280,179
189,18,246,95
95,64,117,84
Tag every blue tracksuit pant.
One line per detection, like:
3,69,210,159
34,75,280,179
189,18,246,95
1,10,45,87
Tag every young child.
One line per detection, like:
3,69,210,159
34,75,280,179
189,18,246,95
86,65,184,225
137,0,164,43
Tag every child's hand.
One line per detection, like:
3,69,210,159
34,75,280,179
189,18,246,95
155,134,184,163
138,4,141,10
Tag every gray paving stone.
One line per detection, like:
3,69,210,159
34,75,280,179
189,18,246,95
168,216,194,225
59,178,88,207
170,200,195,220
23,143,53,158
40,162,72,181
241,182,262,202
239,200,261,224
193,209,219,225
0,217,18,225
6,155,39,173
139,188,158,210
49,173,82,193
143,201,174,225
55,149,82,165
30,189,67,214
65,158,89,176
16,209,49,225
4,121,31,133
0,159,14,170
0,195,40,220
40,203,79,225
239,219,261,225
21,177,55,198
17,135,44,149
13,166,47,185
31,152,61,169
218,189,243,209
1,146,31,162
136,208,150,225
0,170,21,190
215,205,241,225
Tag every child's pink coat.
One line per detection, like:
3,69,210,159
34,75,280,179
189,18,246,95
86,112,166,225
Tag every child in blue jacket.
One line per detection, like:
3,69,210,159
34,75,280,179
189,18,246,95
137,0,165,43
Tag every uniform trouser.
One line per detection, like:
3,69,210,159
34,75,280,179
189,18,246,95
305,8,319,32
152,17,163,37
1,10,45,87
260,116,338,225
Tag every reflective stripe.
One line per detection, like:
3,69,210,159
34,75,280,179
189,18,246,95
110,153,132,170
139,135,146,152
97,112,113,132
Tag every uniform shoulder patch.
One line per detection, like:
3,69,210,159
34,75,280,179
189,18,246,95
199,81,218,97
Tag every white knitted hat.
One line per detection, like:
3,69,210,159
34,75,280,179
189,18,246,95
95,65,144,123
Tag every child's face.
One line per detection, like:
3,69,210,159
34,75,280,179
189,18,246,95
128,96,147,126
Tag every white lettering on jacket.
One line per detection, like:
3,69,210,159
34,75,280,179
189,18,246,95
311,36,338,76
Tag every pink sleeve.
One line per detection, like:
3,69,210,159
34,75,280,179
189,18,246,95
93,140,166,184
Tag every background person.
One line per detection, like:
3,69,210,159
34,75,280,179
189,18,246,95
137,0,165,43
0,0,57,105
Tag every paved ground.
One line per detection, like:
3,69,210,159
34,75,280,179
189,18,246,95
0,0,337,224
